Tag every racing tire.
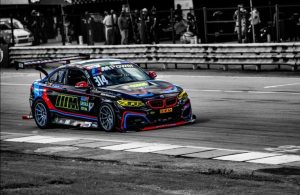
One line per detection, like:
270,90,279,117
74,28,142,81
98,103,116,132
33,99,52,129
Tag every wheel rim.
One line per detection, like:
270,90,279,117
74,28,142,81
99,105,114,131
35,103,47,127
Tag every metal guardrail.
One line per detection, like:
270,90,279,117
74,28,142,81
9,42,300,71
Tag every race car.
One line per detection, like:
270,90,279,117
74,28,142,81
16,56,195,132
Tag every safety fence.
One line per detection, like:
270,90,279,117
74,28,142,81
9,42,300,71
1,4,299,47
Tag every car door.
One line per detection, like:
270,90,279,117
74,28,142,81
45,68,67,110
62,68,97,118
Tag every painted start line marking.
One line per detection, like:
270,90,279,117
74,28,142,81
264,83,300,89
2,133,300,166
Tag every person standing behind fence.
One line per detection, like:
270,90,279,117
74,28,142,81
249,7,261,42
150,7,159,44
233,4,248,43
187,12,196,34
132,9,140,43
118,11,129,45
139,8,150,44
174,4,183,22
30,10,40,45
103,10,115,45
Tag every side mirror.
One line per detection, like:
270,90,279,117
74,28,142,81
75,81,89,89
148,71,157,79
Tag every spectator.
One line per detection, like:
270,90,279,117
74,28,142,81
139,8,150,44
126,9,134,44
65,18,74,44
111,10,118,44
30,10,41,45
39,13,48,44
174,4,183,22
82,12,94,45
233,4,248,42
249,7,261,42
150,7,159,44
103,10,116,45
118,11,129,44
132,9,140,43
186,12,196,34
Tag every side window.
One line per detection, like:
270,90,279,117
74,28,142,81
48,69,66,84
66,69,87,86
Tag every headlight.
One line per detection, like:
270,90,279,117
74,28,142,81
178,90,188,100
117,99,145,107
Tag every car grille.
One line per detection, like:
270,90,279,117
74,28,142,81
148,99,164,108
18,35,28,39
18,38,28,43
147,96,178,109
166,97,177,107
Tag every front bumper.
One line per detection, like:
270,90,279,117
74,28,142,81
119,100,194,131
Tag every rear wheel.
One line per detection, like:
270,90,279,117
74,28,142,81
33,100,51,129
98,103,116,132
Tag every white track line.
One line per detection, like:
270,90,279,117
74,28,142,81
126,144,182,153
26,137,77,144
3,134,300,166
5,135,53,142
0,83,31,86
214,152,281,162
100,142,153,151
247,155,300,165
186,89,300,95
264,83,300,89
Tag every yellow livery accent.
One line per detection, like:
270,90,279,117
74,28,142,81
117,99,145,107
178,90,188,100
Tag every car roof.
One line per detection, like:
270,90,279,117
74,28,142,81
0,18,20,23
60,58,131,69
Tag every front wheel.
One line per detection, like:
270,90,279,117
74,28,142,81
33,100,51,129
98,103,116,132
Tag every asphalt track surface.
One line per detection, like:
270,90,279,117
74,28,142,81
1,69,300,160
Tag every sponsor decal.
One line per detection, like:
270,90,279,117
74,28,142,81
81,96,89,101
128,82,149,88
55,94,79,110
81,107,88,111
80,96,89,111
81,122,92,128
79,96,93,112
88,102,94,111
160,108,173,114
101,64,133,71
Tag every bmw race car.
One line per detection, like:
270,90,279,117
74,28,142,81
17,56,195,132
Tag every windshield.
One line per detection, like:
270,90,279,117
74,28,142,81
0,19,24,30
87,63,151,87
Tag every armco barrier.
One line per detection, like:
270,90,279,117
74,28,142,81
9,43,300,71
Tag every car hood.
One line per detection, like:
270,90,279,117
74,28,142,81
104,80,181,98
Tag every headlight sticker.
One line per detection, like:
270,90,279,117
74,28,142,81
117,100,145,107
178,90,188,100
